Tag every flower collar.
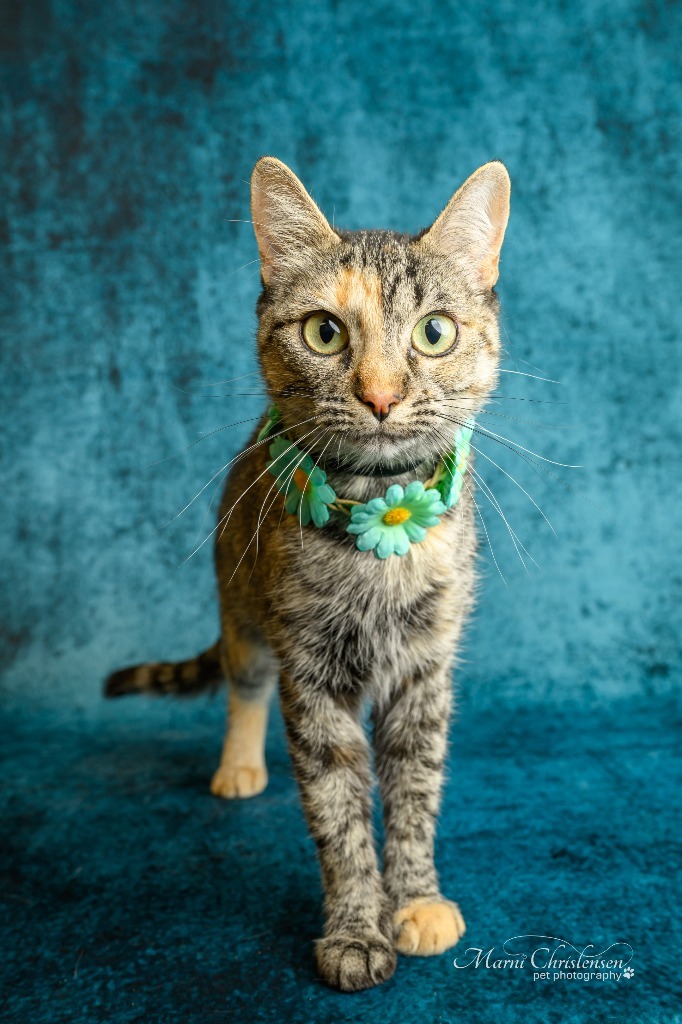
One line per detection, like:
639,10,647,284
259,407,473,559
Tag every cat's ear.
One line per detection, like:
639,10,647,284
250,157,340,285
419,161,511,290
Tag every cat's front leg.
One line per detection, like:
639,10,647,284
374,663,466,957
279,673,396,992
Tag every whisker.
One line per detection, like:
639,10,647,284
435,413,581,469
190,458,235,554
469,440,556,537
430,425,520,565
168,414,323,527
462,477,507,587
516,357,554,376
171,387,274,399
499,368,562,385
435,411,597,509
468,462,538,573
231,428,330,584
227,256,262,277
428,435,479,563
260,426,333,559
207,421,328,556
249,440,312,581
190,369,261,387
296,430,336,550
274,427,339,537
435,411,571,494
446,394,567,406
145,415,261,468
178,384,324,400
433,430,524,569
435,400,577,431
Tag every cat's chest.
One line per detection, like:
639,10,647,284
267,507,476,690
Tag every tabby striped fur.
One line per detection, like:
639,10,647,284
105,156,510,991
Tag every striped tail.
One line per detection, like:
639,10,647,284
104,641,223,698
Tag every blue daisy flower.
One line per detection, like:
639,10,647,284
346,481,446,559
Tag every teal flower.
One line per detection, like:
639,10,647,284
439,421,474,509
346,481,446,559
266,436,336,527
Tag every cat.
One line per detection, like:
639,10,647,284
105,156,510,992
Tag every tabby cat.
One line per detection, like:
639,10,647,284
106,156,511,991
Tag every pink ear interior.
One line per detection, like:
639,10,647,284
482,183,510,288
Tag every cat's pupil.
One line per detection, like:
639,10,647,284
425,318,444,345
319,319,340,345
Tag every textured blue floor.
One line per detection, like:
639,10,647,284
2,693,681,1023
2,0,681,1021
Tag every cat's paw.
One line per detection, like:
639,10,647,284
210,764,267,799
394,898,466,956
316,932,397,991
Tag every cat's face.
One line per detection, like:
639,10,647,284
252,159,510,474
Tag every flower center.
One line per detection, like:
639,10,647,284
383,506,411,526
293,468,311,493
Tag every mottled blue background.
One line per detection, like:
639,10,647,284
1,1,680,1022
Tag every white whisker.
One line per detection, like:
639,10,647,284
430,421,532,569
215,422,327,550
469,440,556,537
462,477,507,587
239,428,332,584
436,412,581,469
178,421,326,563
190,369,261,387
167,415,322,526
499,368,562,385
468,462,538,573
145,415,261,468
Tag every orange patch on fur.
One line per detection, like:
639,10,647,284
293,468,311,492
394,899,466,956
333,268,383,340
211,690,270,800
333,267,378,307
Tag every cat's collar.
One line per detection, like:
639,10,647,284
257,406,474,560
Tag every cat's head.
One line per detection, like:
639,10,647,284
251,157,510,474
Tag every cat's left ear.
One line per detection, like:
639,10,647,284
251,157,340,285
419,161,511,290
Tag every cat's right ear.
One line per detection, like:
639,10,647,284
250,157,340,285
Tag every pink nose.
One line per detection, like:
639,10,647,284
357,390,403,422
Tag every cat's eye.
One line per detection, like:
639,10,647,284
301,312,349,355
411,314,458,356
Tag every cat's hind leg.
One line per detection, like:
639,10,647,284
210,629,277,800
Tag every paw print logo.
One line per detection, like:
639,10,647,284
623,966,634,979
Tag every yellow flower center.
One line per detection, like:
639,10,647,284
293,468,311,493
383,506,411,526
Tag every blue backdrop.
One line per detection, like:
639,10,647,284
2,2,680,1022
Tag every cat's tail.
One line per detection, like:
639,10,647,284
104,641,223,698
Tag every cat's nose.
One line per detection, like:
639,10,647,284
357,390,403,422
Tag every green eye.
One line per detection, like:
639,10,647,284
302,312,349,355
411,314,458,356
